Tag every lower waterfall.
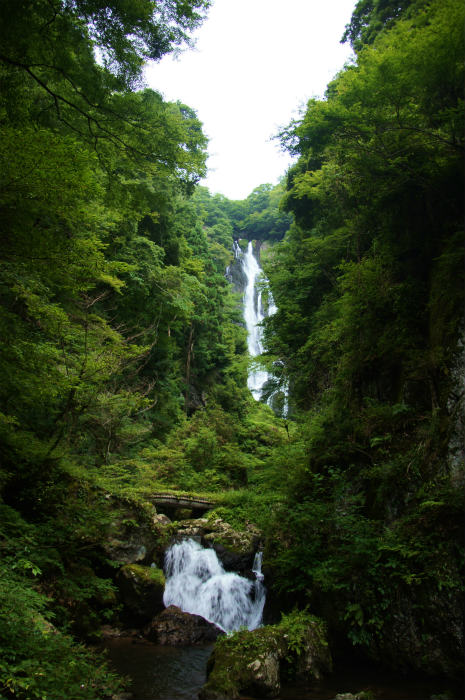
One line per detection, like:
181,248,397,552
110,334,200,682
163,539,265,633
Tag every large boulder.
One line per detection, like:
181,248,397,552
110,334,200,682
102,502,173,567
104,539,149,565
145,605,225,646
116,564,165,624
203,515,261,562
199,611,332,699
172,514,261,575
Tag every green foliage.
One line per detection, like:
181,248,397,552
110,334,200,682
193,182,292,244
270,0,464,421
341,0,427,51
0,0,259,694
278,608,328,658
238,183,293,242
0,0,463,687
262,0,464,672
139,404,253,492
0,568,123,700
0,508,123,700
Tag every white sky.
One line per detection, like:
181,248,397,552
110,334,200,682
145,0,355,200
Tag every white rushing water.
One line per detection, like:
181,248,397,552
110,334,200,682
163,539,265,633
242,241,275,400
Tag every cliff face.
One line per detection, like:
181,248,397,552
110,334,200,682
226,241,247,295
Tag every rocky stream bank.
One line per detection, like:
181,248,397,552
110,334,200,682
98,496,462,700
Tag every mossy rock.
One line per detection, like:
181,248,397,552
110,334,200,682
174,507,193,520
199,611,332,699
116,564,165,624
200,626,284,699
123,563,165,587
203,513,261,556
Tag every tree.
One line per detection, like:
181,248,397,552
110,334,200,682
263,0,464,670
341,0,426,51
0,0,210,153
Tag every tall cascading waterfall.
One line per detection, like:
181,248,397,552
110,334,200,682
242,240,276,400
163,539,265,633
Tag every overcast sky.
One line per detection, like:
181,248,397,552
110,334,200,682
145,0,355,200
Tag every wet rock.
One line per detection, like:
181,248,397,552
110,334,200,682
145,605,224,646
226,251,247,293
208,541,255,575
245,651,281,697
116,564,165,624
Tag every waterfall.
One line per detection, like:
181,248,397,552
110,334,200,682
230,239,288,414
242,241,275,400
163,539,266,633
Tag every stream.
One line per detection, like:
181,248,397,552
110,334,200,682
104,637,458,700
104,538,460,700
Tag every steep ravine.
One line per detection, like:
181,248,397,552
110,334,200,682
102,243,463,700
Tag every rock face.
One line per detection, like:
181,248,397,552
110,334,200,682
243,650,281,698
199,612,332,699
104,539,149,565
145,605,225,646
371,585,464,677
116,564,166,625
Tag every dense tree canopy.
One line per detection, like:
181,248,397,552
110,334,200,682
262,0,463,667
0,2,255,696
193,182,292,243
341,0,427,50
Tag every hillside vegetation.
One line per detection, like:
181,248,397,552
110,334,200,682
0,0,463,697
